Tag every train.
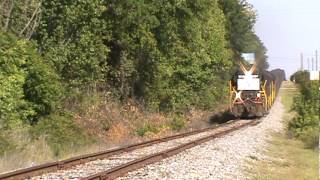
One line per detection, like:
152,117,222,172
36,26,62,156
229,62,285,118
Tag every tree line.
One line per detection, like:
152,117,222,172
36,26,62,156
0,0,268,152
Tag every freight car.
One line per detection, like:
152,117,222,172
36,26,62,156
229,62,285,118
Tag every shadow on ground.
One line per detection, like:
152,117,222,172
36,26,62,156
209,111,237,124
209,111,262,124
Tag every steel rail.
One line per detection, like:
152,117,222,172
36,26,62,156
83,120,259,180
0,121,237,180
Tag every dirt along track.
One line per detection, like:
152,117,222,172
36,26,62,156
0,119,258,180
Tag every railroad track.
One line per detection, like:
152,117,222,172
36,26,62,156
0,119,259,180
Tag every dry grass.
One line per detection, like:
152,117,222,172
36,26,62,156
250,133,318,180
0,135,105,173
0,92,228,174
0,137,54,173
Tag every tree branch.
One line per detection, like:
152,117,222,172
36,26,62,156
4,0,13,31
27,11,40,40
19,1,41,36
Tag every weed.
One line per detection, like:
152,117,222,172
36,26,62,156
31,113,93,157
170,115,186,131
136,123,160,137
0,134,15,156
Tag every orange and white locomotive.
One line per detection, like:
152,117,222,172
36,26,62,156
229,61,285,118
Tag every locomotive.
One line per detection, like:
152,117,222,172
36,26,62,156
229,62,285,118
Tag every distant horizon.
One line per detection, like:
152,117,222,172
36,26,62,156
248,0,320,77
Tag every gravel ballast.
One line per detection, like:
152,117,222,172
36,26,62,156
30,121,248,180
119,98,285,180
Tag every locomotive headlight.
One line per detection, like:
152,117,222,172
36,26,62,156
257,92,261,98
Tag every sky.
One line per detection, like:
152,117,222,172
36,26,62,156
247,0,320,78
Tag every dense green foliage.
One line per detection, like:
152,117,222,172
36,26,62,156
0,0,268,156
0,32,63,128
24,55,63,122
290,70,309,83
37,0,233,111
0,33,34,130
37,0,109,88
0,32,68,156
289,71,319,148
218,0,255,53
218,0,268,70
143,0,232,111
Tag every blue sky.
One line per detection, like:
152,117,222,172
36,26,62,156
247,0,320,77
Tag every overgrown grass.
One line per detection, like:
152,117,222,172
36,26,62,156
170,115,187,131
0,90,226,173
251,133,318,180
31,113,94,157
249,81,318,180
0,137,104,173
136,123,161,137
280,86,298,112
0,133,15,156
135,114,188,137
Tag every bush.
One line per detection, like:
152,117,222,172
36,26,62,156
0,32,64,129
136,123,160,137
23,44,64,123
0,134,15,156
170,115,186,131
299,127,319,149
289,78,319,148
0,32,35,130
290,70,309,83
31,113,92,156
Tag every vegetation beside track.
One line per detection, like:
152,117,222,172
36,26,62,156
289,71,319,148
249,81,318,180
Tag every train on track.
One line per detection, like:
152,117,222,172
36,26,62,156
229,62,285,118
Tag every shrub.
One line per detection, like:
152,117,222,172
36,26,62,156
170,115,186,131
299,127,319,149
31,113,92,156
0,32,35,130
290,70,309,83
0,32,64,128
0,134,15,156
136,123,160,137
289,78,319,149
23,44,64,123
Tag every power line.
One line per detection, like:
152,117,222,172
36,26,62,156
268,56,299,60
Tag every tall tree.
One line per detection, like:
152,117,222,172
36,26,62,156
37,0,235,112
218,0,268,70
37,0,110,88
144,0,232,111
218,0,255,56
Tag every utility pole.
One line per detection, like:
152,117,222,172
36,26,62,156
316,50,318,71
300,53,303,70
312,57,314,71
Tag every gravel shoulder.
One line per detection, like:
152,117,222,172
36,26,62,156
118,98,285,180
30,121,247,179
